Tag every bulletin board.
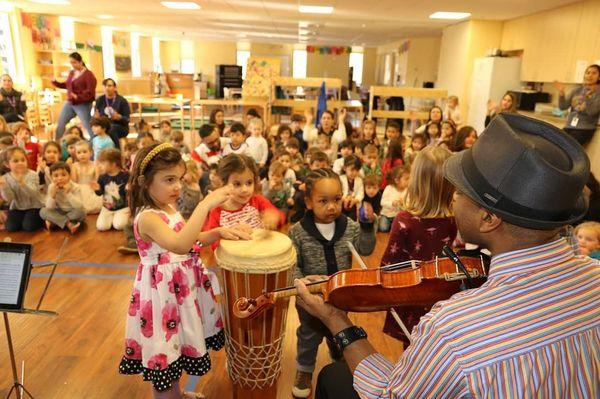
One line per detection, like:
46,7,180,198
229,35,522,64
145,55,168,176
242,57,281,98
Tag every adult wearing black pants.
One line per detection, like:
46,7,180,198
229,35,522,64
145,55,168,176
556,64,600,146
94,78,130,148
0,74,27,126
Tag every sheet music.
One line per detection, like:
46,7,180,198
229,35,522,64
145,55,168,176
0,251,27,306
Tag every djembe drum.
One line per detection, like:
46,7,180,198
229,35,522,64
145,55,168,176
215,229,295,398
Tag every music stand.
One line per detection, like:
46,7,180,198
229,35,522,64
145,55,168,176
2,238,67,399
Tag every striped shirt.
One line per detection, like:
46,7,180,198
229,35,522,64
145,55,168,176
354,238,599,398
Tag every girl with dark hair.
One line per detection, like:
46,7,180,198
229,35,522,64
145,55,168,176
556,64,600,146
209,108,226,136
119,143,251,398
52,52,97,140
452,125,478,152
94,78,131,148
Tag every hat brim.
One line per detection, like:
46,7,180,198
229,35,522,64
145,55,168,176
444,150,588,230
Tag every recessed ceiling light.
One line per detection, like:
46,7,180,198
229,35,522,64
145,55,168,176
30,0,70,4
98,14,114,20
299,5,333,14
0,1,14,11
161,1,201,10
429,11,471,20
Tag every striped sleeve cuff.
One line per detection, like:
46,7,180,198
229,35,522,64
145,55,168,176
353,353,394,399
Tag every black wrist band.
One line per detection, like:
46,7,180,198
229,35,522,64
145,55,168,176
332,326,367,353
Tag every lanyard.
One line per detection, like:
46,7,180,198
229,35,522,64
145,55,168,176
5,94,16,109
105,95,116,109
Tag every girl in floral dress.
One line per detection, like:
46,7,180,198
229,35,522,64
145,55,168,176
119,143,252,398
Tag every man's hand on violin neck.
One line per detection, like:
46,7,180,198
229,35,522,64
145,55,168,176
294,278,352,334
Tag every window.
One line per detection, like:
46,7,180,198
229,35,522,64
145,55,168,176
59,16,74,51
293,49,307,79
236,50,250,79
101,26,116,79
152,37,162,73
180,40,194,74
349,51,364,86
130,32,141,77
0,13,16,79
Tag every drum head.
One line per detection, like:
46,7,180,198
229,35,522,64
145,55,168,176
216,229,295,273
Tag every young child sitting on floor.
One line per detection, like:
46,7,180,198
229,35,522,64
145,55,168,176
360,174,382,223
222,122,249,156
177,160,203,220
361,144,382,178
95,148,130,231
340,155,364,220
13,123,40,170
262,161,293,219
40,162,85,234
332,139,354,175
574,221,600,259
379,165,411,232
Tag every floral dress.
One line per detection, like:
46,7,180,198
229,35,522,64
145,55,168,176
119,208,225,392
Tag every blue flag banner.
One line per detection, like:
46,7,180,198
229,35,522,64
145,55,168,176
316,81,327,127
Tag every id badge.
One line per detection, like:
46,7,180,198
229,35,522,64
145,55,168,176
570,116,579,127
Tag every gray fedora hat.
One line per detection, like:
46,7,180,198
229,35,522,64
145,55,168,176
444,113,590,230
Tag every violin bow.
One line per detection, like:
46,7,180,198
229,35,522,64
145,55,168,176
346,241,414,344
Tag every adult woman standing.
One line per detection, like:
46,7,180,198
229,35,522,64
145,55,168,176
485,92,517,127
94,78,130,148
0,74,27,126
555,64,600,146
52,52,97,140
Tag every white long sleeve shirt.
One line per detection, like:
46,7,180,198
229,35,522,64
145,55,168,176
380,185,405,218
303,123,347,156
45,182,84,212
340,174,364,203
245,135,269,165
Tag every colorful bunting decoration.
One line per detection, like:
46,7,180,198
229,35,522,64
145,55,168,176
306,45,353,55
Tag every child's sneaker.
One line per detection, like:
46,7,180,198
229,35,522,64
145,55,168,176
292,370,312,398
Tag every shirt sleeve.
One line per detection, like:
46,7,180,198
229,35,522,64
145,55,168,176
202,207,222,250
332,122,347,145
260,138,268,165
303,124,318,143
120,97,131,123
289,226,305,280
354,177,364,202
254,194,286,226
380,186,395,209
353,312,467,399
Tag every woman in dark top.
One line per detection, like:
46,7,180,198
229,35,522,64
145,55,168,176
209,108,226,136
555,64,600,146
94,78,130,148
52,52,97,140
0,74,27,125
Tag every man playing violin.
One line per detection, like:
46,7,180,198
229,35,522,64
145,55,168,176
295,113,600,399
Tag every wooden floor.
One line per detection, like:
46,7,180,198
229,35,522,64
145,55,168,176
0,216,403,399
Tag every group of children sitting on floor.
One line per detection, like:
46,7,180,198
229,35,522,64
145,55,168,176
0,102,598,260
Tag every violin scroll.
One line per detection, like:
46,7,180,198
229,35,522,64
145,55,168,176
233,293,276,319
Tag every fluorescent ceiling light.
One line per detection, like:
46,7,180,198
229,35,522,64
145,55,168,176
299,5,333,14
161,1,201,10
30,0,71,4
298,29,309,35
429,11,471,20
97,14,114,20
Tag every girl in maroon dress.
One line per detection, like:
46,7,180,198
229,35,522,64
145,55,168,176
380,146,457,346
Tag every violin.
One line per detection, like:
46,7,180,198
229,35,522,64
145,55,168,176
233,254,488,320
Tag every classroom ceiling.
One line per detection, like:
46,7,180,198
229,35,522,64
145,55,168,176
16,0,580,46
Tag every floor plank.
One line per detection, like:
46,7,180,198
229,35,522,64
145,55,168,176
0,217,403,398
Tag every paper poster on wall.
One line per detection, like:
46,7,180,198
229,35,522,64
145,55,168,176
242,57,281,98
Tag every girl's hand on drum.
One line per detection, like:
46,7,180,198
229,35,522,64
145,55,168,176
203,185,233,209
262,209,281,230
218,224,253,241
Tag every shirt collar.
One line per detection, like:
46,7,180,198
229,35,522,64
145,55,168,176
489,238,575,279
